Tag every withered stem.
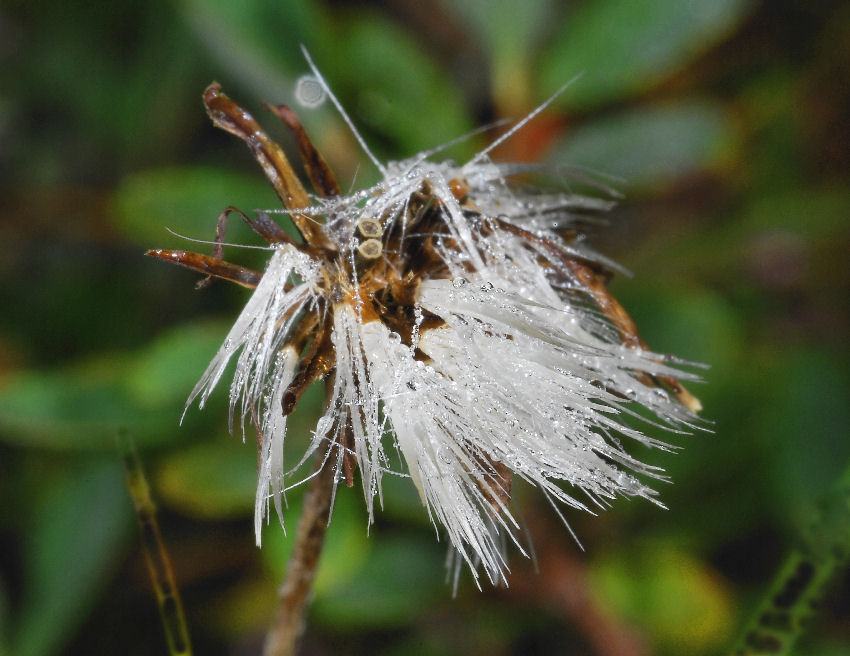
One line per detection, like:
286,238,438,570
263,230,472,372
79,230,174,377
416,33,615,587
262,446,336,656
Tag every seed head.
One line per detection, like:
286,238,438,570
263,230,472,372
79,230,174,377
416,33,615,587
148,61,703,586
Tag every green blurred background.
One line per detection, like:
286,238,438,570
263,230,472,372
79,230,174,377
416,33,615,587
1,1,849,654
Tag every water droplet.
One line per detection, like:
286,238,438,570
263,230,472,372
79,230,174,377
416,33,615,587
652,388,669,401
295,75,326,108
452,278,467,288
480,281,494,292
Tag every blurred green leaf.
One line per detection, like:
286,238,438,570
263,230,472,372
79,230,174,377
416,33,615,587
330,14,473,159
178,0,327,99
125,320,231,408
12,460,132,656
0,322,229,450
445,0,554,59
0,357,164,450
313,491,371,595
614,282,744,383
111,166,284,247
733,186,850,239
374,471,431,527
155,439,256,519
443,0,556,110
590,542,734,654
761,349,850,519
311,534,444,629
609,281,762,545
8,1,204,177
541,0,753,109
619,186,850,299
261,484,371,593
553,100,734,190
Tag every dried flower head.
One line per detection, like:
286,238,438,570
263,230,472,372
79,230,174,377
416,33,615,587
148,58,702,585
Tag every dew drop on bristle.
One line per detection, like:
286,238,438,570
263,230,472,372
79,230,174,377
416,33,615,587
294,74,326,108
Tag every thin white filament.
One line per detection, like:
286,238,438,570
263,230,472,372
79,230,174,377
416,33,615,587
300,45,388,177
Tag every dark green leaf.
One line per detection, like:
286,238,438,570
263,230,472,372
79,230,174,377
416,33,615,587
260,483,371,590
111,166,284,248
311,534,444,629
177,0,327,99
0,358,166,450
0,322,229,450
330,14,473,159
444,0,556,110
540,0,753,109
155,439,257,519
12,460,133,656
124,321,232,408
553,100,734,190
762,350,850,517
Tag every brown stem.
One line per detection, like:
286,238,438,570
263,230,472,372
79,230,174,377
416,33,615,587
262,447,337,656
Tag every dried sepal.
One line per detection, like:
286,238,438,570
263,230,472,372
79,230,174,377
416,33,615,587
145,249,262,289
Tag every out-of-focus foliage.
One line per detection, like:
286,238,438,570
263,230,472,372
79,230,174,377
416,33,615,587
1,1,848,655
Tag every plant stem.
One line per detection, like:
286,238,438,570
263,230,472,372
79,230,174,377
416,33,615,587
262,449,336,656
119,431,192,656
728,462,850,655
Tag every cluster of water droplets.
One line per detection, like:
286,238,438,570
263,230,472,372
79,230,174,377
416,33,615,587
183,244,323,545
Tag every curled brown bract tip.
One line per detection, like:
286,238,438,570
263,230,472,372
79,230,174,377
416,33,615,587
202,82,222,107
